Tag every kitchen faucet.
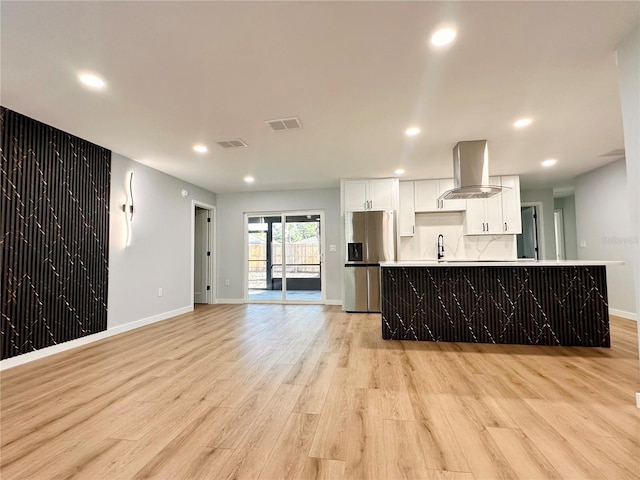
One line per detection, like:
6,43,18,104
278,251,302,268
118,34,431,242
437,234,444,260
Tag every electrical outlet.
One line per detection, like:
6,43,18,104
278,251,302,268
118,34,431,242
225,279,230,286
579,240,587,248
329,244,337,252
158,287,163,297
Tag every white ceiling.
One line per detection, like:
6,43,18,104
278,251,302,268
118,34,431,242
2,1,638,194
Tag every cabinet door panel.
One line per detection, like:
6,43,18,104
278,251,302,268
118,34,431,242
398,181,415,236
501,176,522,234
414,180,439,212
343,180,368,211
464,198,486,234
368,179,395,210
484,195,503,234
484,177,503,234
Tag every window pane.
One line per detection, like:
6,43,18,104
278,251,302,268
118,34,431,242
284,217,321,301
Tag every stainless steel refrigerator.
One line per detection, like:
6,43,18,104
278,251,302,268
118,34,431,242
344,210,396,312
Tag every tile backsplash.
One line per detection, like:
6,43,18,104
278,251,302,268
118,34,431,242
399,212,517,261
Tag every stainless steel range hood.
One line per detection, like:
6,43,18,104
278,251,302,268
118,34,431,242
439,140,505,200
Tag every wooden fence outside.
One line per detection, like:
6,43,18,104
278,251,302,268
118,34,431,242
248,243,320,265
248,243,321,287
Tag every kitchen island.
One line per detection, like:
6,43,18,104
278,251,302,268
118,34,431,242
380,260,623,347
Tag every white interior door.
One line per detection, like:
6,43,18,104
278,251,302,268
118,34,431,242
194,207,209,304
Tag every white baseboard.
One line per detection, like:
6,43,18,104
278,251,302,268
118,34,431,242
216,298,244,304
636,392,640,409
0,305,193,371
217,298,343,306
609,308,638,321
324,299,343,306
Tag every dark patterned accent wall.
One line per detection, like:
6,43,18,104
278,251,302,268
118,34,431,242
1,107,111,360
381,265,610,347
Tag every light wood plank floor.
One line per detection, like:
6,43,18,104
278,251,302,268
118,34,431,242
1,305,638,479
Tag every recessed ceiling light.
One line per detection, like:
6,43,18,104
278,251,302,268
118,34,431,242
514,118,533,128
193,144,208,153
244,176,255,183
541,159,557,168
405,127,420,137
395,169,406,175
78,72,106,90
430,28,457,46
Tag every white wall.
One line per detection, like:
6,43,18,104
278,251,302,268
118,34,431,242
108,153,217,328
215,188,342,303
574,159,637,318
520,188,557,260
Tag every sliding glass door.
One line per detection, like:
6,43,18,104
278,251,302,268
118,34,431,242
246,212,323,303
283,214,322,302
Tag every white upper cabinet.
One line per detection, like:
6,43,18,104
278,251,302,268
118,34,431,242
414,179,465,212
500,175,522,234
464,176,521,235
465,193,503,235
368,179,397,210
413,180,440,212
398,181,415,236
484,177,504,233
342,178,398,212
464,196,486,235
343,180,369,211
437,178,467,211
343,175,520,236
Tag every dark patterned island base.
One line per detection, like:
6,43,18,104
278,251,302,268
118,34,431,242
381,265,610,347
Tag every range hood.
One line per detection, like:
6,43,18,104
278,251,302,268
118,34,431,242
439,140,506,200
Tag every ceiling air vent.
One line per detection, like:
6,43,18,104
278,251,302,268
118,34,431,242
265,117,302,131
216,139,248,149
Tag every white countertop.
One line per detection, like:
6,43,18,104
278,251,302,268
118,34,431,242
380,260,625,267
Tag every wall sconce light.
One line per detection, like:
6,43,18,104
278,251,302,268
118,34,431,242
122,172,134,247
122,172,134,220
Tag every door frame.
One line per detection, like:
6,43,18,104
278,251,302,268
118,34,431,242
191,200,216,305
244,210,326,304
554,209,566,261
